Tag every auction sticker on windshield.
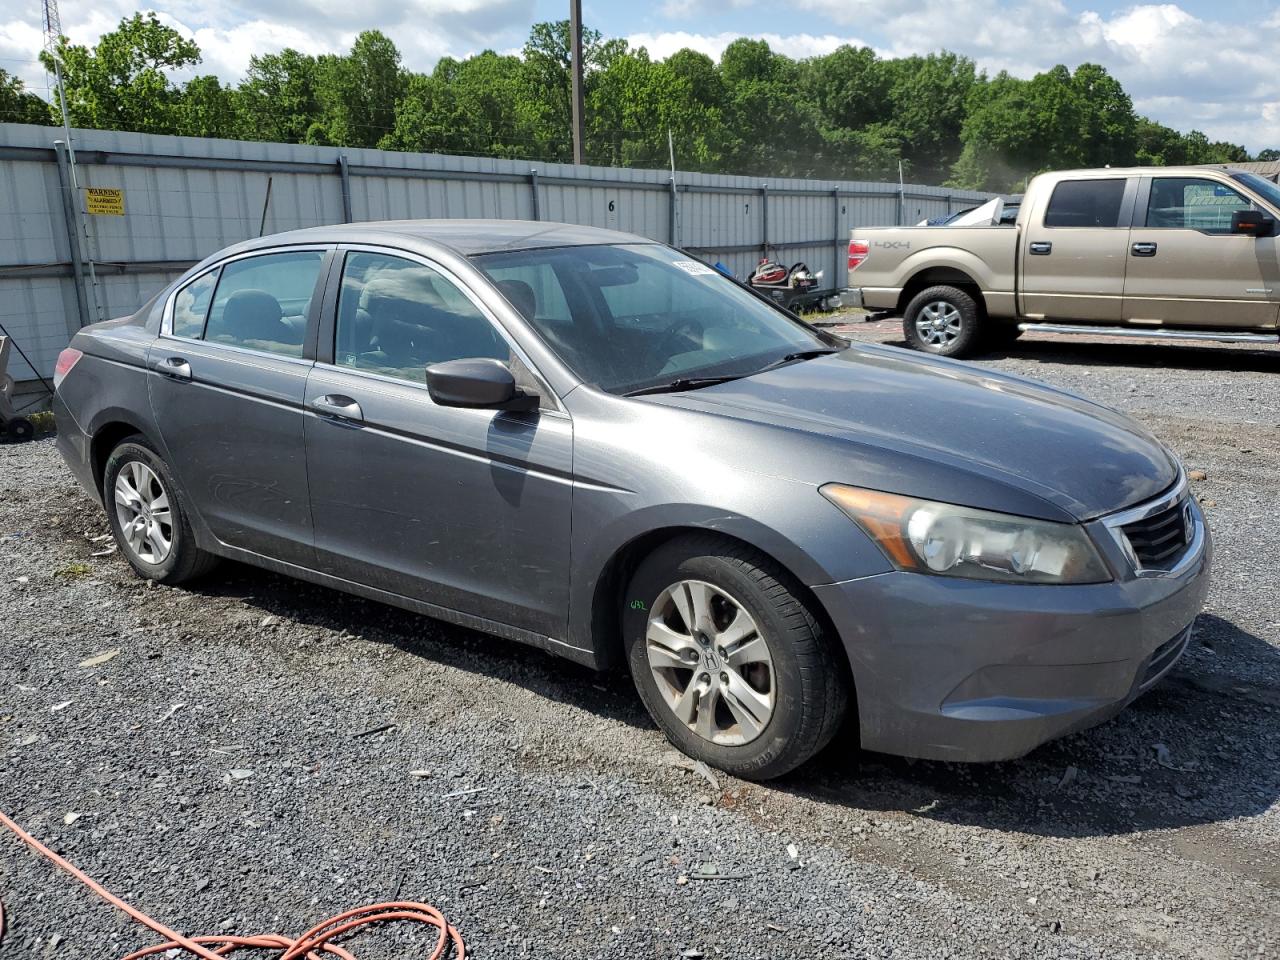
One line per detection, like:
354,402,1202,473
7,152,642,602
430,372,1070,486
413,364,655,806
672,260,715,275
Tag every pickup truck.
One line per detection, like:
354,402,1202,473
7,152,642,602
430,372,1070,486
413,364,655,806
846,166,1280,357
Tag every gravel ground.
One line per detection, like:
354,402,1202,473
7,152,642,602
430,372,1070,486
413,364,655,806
2,326,1278,959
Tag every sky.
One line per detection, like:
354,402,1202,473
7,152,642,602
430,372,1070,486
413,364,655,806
2,0,1278,152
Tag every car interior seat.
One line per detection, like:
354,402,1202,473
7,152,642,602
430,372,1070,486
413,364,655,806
207,289,301,355
496,279,537,320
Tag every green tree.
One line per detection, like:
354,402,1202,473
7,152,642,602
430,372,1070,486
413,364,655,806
176,75,239,138
1134,118,1248,166
882,52,977,183
311,31,404,147
1071,63,1136,166
718,39,822,177
237,49,319,143
40,12,198,134
951,63,1137,190
1256,148,1280,162
0,68,51,124
386,51,551,159
16,17,1262,184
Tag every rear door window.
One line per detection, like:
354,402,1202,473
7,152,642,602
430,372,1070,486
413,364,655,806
1145,177,1255,233
172,270,218,338
1044,179,1127,228
202,251,325,357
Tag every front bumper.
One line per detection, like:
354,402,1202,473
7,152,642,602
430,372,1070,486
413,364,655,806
812,500,1212,762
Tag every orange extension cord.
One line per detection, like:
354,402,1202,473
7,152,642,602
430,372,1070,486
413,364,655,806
0,809,465,959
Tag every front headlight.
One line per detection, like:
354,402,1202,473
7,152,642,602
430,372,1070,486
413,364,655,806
820,484,1111,585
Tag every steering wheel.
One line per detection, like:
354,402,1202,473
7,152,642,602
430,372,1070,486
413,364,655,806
646,318,705,373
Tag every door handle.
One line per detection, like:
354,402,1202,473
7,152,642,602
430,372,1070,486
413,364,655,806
1132,242,1158,257
1028,241,1052,255
311,394,363,422
156,356,192,381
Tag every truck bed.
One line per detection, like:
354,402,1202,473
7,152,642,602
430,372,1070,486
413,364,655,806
848,225,1018,316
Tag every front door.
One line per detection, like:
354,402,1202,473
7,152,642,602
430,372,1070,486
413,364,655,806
303,249,573,640
1019,176,1135,322
148,247,330,566
1123,175,1280,329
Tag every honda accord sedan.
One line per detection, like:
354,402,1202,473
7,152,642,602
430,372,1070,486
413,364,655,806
52,220,1211,779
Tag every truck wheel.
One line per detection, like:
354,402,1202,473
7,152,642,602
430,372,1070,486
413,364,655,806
903,285,982,358
623,534,849,781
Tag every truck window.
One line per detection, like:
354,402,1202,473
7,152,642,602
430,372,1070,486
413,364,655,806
1043,179,1126,228
1146,177,1254,233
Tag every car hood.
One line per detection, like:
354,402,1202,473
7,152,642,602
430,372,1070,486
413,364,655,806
644,345,1178,522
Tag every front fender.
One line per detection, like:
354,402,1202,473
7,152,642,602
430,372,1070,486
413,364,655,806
565,488,894,657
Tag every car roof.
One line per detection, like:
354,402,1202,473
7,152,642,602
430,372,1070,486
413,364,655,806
1038,166,1252,179
228,219,655,259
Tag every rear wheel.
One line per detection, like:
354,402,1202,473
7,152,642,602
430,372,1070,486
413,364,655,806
624,534,849,780
902,285,983,358
104,437,218,584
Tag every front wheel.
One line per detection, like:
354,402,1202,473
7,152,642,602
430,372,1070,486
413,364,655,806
624,535,849,780
103,436,219,584
902,285,983,358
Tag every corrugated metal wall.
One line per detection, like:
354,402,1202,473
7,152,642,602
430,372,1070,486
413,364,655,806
0,123,990,384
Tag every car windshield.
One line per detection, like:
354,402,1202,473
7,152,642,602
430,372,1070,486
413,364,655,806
1232,172,1280,213
473,243,833,395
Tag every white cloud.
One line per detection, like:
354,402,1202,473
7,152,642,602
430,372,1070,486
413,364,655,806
657,0,755,18
1,0,535,92
781,0,1280,150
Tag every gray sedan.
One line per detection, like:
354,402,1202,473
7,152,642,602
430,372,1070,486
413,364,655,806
52,220,1211,779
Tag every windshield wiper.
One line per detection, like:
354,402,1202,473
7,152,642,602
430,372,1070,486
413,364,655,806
624,375,747,397
625,348,842,397
754,348,842,374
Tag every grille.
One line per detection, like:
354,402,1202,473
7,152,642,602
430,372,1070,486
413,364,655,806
1121,498,1191,570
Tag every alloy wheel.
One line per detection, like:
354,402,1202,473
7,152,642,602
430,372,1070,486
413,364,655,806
645,579,776,746
916,300,964,347
113,460,173,564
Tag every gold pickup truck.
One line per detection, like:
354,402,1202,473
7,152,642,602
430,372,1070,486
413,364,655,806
847,166,1280,357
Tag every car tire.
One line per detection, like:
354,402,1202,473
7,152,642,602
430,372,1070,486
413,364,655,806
103,436,219,584
623,534,849,781
902,285,983,358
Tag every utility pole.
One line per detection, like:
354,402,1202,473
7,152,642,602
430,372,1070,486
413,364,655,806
569,0,585,165
43,0,103,323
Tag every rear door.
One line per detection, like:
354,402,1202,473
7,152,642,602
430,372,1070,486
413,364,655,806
1019,177,1137,322
303,247,573,640
148,246,332,566
1122,175,1280,329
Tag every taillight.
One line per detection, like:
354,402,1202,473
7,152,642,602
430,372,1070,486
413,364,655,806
53,347,82,389
848,240,870,271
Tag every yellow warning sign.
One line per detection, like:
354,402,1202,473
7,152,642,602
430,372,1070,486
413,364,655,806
85,187,125,216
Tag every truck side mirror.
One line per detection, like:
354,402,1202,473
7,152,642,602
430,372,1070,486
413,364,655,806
1231,210,1275,237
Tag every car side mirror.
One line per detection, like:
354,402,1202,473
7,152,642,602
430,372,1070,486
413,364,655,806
1231,210,1275,237
425,358,539,412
